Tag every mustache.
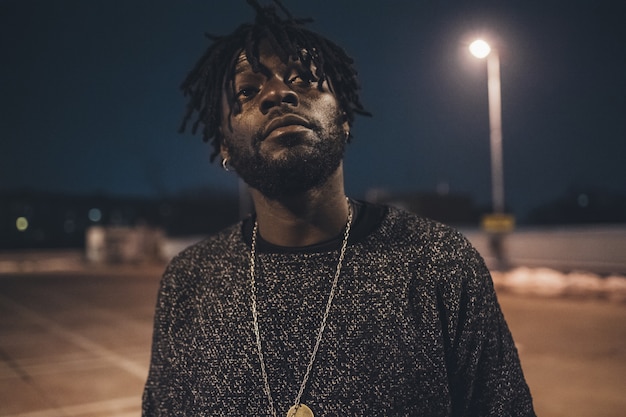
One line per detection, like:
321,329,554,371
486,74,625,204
253,109,321,145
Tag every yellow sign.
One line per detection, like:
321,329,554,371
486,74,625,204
481,213,515,233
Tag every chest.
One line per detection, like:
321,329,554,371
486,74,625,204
186,253,451,415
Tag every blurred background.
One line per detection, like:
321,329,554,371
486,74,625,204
2,0,626,248
1,1,625,416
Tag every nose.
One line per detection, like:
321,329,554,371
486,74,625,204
259,77,298,114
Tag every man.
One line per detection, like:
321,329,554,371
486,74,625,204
142,1,535,416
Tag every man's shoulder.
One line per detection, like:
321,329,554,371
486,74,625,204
375,204,488,271
379,205,471,249
377,205,491,292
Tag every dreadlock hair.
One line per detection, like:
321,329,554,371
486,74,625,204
179,0,371,162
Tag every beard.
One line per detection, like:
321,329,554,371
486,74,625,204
227,114,346,200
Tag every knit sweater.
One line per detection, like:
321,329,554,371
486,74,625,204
142,203,535,416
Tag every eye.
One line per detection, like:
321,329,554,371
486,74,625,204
288,71,317,87
235,86,259,101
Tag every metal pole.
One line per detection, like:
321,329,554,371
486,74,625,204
487,50,504,214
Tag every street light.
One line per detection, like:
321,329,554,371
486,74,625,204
469,39,514,269
469,39,504,214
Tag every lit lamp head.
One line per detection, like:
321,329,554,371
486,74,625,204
469,39,491,59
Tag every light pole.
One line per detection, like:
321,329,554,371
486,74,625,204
469,39,504,214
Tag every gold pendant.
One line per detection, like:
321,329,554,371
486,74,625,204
286,403,314,417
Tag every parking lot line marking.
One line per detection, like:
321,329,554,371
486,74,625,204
2,396,139,417
0,294,147,380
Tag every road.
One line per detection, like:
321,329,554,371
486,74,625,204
0,266,624,417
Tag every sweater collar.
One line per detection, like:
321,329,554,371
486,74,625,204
241,199,387,254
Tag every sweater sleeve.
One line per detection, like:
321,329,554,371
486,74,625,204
439,236,535,417
142,255,197,416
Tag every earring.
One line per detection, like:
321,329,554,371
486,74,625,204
222,158,232,172
344,130,350,140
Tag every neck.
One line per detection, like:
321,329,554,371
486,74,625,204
249,166,349,247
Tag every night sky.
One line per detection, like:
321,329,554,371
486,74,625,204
2,0,625,221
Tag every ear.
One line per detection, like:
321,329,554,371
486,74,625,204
220,141,230,162
215,124,227,157
341,113,350,139
342,119,350,133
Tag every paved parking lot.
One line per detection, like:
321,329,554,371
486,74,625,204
0,266,161,417
0,264,625,417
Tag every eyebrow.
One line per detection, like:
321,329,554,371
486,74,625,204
234,54,251,76
233,52,310,80
235,60,275,81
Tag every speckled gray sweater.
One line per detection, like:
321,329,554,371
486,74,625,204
142,203,534,416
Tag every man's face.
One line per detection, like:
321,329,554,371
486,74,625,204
219,41,349,199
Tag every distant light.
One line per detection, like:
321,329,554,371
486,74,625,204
469,39,491,59
16,217,29,232
577,194,589,208
88,208,102,222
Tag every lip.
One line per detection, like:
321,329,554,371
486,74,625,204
262,114,312,140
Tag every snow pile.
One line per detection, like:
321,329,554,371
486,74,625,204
491,267,626,302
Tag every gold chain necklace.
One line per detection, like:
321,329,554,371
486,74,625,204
249,199,353,417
